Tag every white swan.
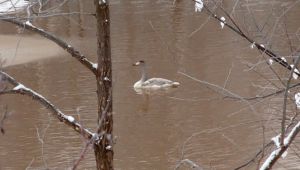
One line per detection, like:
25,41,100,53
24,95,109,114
133,60,180,92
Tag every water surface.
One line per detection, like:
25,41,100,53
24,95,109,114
0,0,300,169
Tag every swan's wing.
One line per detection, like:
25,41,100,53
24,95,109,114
143,78,174,86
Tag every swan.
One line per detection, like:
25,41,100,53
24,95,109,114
133,60,180,91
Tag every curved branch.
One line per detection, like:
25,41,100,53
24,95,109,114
193,1,300,77
234,142,273,170
0,71,93,140
0,17,98,75
260,120,300,169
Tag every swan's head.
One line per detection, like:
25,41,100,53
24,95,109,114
133,60,145,66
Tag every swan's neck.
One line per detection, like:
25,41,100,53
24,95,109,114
140,64,147,82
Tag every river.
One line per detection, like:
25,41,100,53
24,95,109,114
0,0,300,169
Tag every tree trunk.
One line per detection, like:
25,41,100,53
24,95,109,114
94,0,113,170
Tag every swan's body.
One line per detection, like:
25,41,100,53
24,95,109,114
134,78,180,89
133,60,180,92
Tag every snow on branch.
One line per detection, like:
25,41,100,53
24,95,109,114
190,0,300,77
0,18,98,75
220,16,225,29
0,71,93,140
194,0,203,12
260,121,300,169
295,93,300,108
290,64,300,80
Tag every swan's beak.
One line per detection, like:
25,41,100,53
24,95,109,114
133,61,140,66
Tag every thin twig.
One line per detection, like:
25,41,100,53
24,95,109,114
193,0,300,76
72,137,96,170
234,142,273,170
281,56,300,145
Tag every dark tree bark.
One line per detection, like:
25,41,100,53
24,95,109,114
94,0,113,170
0,1,114,169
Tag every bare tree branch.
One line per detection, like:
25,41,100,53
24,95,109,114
281,57,300,145
72,137,95,170
234,142,273,170
192,0,300,77
0,18,98,75
260,121,300,169
0,71,93,140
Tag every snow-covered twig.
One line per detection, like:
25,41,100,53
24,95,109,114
0,18,97,75
189,0,300,77
0,71,93,140
281,57,300,145
258,57,300,170
235,141,273,170
260,120,300,169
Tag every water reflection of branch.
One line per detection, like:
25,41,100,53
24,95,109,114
35,116,51,169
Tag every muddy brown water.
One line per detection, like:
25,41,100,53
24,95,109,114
1,0,300,169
